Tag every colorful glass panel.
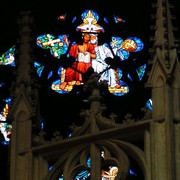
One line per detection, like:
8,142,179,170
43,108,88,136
35,9,145,97
0,45,15,66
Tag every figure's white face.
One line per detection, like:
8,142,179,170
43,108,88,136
90,34,98,45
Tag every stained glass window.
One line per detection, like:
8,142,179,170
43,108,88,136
0,46,16,67
0,7,150,145
35,9,145,97
0,98,12,144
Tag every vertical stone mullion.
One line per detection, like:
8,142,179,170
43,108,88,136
90,143,101,180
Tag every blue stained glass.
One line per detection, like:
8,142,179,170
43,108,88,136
81,9,99,21
117,49,130,60
87,158,90,168
0,45,16,66
0,82,5,87
5,98,11,105
127,73,132,81
40,118,44,130
129,169,137,176
136,64,146,80
57,66,63,75
146,98,152,110
34,61,44,77
117,68,122,79
72,16,77,23
126,37,144,52
111,36,130,60
74,170,90,179
111,36,123,49
48,165,53,171
104,17,108,24
2,141,9,145
47,71,53,79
